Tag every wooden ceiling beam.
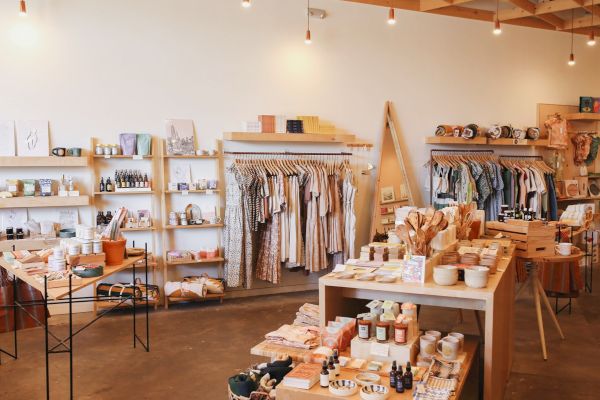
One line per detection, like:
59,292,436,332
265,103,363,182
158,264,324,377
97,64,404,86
499,0,599,21
420,0,474,12
342,0,420,11
505,0,565,30
537,14,566,29
561,14,600,30
507,0,536,15
426,5,494,21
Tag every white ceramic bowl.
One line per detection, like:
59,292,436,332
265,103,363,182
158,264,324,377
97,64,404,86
329,380,358,397
354,372,380,387
360,384,389,400
433,265,458,286
465,266,490,288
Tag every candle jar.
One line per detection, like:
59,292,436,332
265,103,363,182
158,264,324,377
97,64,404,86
375,321,390,343
393,322,408,345
39,179,53,196
95,144,104,155
358,319,371,340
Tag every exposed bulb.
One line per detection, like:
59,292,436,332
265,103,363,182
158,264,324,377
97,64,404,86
588,32,596,46
387,8,396,25
305,29,312,45
19,0,27,16
568,53,576,66
242,0,251,8
493,19,502,35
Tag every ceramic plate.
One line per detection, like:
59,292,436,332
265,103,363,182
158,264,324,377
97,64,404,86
329,379,358,396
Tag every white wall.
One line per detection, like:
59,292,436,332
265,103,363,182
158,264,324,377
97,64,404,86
0,0,599,303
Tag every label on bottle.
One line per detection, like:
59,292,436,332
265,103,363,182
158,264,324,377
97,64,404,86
394,327,406,344
133,155,143,160
390,373,396,388
320,373,330,387
358,324,369,339
376,326,388,342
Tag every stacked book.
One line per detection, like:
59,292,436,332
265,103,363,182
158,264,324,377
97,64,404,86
297,115,320,133
259,115,275,133
281,363,322,390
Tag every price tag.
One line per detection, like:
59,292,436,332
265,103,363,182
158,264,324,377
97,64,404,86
133,155,143,160
181,190,189,196
206,189,214,195
104,155,111,159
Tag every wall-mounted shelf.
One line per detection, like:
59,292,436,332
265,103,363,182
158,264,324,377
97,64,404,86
0,156,90,167
93,155,153,159
163,223,223,230
223,132,356,143
164,189,219,194
165,257,224,266
557,196,598,202
121,226,157,232
0,195,90,209
93,191,155,196
425,136,549,147
163,155,219,159
565,113,600,121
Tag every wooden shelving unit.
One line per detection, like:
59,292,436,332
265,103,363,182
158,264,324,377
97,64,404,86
0,195,90,209
223,132,356,143
167,293,224,304
565,113,600,121
0,156,90,167
159,139,225,309
425,136,549,147
90,137,160,289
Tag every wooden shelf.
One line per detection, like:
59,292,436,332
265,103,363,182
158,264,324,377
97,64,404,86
489,138,549,146
164,189,220,194
163,224,223,230
94,191,155,196
163,154,219,159
93,155,153,159
223,132,356,143
96,300,159,309
557,196,598,202
0,195,90,209
0,156,89,167
166,257,224,266
167,293,224,303
121,226,156,232
565,113,600,121
425,136,487,144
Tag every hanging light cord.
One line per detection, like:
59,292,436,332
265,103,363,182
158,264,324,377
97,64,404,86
307,0,310,32
572,9,575,53
496,0,499,21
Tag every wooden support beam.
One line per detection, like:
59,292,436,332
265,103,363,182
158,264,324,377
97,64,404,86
507,0,536,14
342,0,420,11
426,5,494,22
537,13,565,29
499,0,598,21
420,0,474,12
561,14,600,30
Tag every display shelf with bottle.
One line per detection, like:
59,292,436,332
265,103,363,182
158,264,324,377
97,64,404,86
159,139,225,309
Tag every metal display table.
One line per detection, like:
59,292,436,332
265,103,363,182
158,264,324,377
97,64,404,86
0,246,151,400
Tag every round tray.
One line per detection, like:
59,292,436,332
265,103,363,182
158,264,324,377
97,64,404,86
72,264,104,278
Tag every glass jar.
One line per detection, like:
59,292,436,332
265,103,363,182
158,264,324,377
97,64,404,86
357,319,371,340
111,145,119,155
393,322,408,345
103,145,112,155
375,321,390,343
95,144,104,155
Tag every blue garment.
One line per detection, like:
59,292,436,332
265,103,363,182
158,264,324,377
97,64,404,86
546,174,558,221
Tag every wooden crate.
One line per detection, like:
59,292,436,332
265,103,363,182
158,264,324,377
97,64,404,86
66,253,106,266
486,220,555,258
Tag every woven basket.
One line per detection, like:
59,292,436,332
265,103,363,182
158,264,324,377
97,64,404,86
227,386,269,400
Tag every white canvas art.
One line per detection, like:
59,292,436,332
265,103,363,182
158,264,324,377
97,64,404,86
0,121,16,156
16,120,49,156
165,119,195,155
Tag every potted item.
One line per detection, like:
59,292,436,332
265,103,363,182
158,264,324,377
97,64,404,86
100,207,128,266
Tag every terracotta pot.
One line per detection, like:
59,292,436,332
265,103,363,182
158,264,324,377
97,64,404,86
102,239,126,266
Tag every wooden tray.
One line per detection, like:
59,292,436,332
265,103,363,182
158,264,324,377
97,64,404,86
486,220,555,258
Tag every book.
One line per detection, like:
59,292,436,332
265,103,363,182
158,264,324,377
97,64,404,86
281,363,321,390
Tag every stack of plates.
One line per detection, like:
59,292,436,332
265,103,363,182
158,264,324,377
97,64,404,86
460,253,480,266
479,254,498,273
441,251,460,265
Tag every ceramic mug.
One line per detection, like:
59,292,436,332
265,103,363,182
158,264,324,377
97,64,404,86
437,336,460,361
420,335,437,358
425,330,442,342
67,147,82,157
556,242,572,256
52,147,66,157
448,332,465,352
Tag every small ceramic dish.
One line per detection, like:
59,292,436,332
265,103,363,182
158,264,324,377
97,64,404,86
360,384,389,400
354,372,380,387
357,273,376,281
375,275,396,283
329,380,358,396
336,271,355,279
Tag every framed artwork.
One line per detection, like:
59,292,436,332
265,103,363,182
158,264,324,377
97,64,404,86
165,119,195,155
16,120,49,156
402,255,427,283
0,121,16,156
380,186,396,204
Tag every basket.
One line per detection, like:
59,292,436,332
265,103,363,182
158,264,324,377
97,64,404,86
227,386,269,400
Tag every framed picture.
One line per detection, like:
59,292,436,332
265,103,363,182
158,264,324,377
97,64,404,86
0,121,16,156
165,119,195,155
402,255,427,283
16,120,49,156
380,186,396,204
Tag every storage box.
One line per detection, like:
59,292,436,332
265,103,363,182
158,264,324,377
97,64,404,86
350,335,418,365
486,219,555,258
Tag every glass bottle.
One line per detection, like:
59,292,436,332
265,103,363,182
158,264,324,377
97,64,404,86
99,177,105,192
327,356,335,379
389,361,397,388
144,174,149,188
395,366,404,393
96,211,105,226
106,177,113,192
402,362,413,389
333,350,340,376
320,361,330,388
115,171,121,189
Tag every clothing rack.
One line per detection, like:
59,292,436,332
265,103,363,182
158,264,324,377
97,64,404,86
224,151,352,156
429,149,495,204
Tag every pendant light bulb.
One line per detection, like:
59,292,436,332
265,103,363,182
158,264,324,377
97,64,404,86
19,0,27,16
242,0,251,8
387,8,396,25
568,53,576,66
493,19,502,35
305,30,312,45
588,32,596,46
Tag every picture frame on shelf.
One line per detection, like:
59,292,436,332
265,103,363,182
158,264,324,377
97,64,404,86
165,119,195,155
380,186,396,204
16,120,49,156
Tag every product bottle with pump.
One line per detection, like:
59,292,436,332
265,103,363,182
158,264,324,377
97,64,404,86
333,350,340,376
320,361,330,388
389,361,397,388
106,177,113,192
403,362,413,389
327,356,335,379
395,366,404,393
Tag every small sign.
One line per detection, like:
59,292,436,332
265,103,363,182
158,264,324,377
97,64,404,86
206,189,214,195
58,190,69,197
133,155,143,160
104,155,111,159
370,342,389,357
181,190,189,196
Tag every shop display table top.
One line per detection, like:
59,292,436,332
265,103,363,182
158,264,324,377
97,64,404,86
319,244,516,400
0,254,143,300
276,338,478,400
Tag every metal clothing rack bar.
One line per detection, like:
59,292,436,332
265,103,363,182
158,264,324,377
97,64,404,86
500,155,543,160
224,151,352,156
429,149,495,205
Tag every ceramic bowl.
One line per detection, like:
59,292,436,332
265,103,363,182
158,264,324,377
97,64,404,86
375,275,397,283
354,372,380,387
433,265,458,286
336,271,355,279
464,266,490,288
360,384,389,400
357,273,376,281
329,380,358,396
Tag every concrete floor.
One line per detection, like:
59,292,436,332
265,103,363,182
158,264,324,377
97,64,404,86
0,274,598,399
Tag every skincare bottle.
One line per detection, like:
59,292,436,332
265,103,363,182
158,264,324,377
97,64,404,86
395,366,404,393
320,361,330,388
327,356,335,378
389,361,397,388
403,362,413,389
333,350,340,376
99,178,105,192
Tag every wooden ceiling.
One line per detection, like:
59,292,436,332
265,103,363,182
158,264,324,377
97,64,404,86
343,0,599,35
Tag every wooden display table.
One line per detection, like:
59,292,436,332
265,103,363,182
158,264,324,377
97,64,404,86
319,245,516,400
276,338,479,400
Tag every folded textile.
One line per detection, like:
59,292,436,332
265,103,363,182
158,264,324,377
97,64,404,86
164,281,207,298
265,324,320,349
293,303,320,327
229,374,258,397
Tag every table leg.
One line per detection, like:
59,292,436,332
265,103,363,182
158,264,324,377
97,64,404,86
532,279,548,360
535,277,565,339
